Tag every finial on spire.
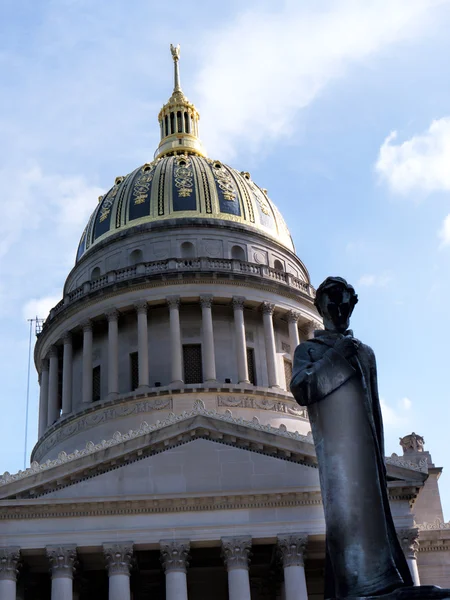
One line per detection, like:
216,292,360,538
170,43,181,92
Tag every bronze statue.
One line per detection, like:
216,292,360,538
290,277,450,599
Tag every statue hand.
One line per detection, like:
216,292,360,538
334,336,360,359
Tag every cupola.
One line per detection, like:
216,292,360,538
155,44,206,159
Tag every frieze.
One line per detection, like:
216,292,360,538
217,395,308,419
0,490,324,521
33,397,173,463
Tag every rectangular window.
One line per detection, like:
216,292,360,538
284,359,293,391
130,352,139,391
92,365,101,402
246,347,256,385
183,344,203,384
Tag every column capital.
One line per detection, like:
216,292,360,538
261,302,275,316
221,536,252,571
232,296,246,310
134,300,148,315
0,547,20,582
46,545,77,579
397,528,420,558
199,294,213,309
304,320,320,339
166,295,181,309
277,533,308,567
287,310,300,324
105,308,120,321
81,319,93,333
48,345,58,359
103,542,134,576
160,539,190,573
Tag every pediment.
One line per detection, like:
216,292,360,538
0,403,427,503
41,438,321,500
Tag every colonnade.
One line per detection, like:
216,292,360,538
38,296,305,437
0,535,310,600
0,527,423,599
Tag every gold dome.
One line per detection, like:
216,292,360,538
76,46,295,261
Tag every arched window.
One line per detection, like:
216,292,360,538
231,245,246,261
184,112,190,133
164,115,169,137
177,111,182,133
129,248,143,266
91,266,101,280
181,242,195,259
274,260,284,272
170,112,175,135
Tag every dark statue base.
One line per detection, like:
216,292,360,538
332,585,450,599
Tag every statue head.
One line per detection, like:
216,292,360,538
314,276,358,333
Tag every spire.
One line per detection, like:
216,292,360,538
155,45,206,159
170,43,181,93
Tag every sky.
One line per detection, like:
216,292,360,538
1,0,450,520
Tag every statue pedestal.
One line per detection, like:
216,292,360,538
338,585,450,599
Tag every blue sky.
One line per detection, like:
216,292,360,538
1,0,450,520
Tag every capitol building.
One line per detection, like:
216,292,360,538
0,46,449,600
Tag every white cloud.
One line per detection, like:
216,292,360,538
195,0,448,159
22,295,62,321
438,213,450,247
376,117,450,194
358,273,393,287
380,396,413,427
401,397,412,410
0,165,103,318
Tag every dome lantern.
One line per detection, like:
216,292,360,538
155,44,206,159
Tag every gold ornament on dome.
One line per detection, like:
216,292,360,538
99,182,120,222
209,160,236,201
174,155,194,197
133,162,157,205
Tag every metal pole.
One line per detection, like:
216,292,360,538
23,317,34,469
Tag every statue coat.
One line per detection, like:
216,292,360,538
290,330,413,599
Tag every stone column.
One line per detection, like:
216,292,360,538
135,301,149,388
82,320,93,404
287,311,300,358
397,528,420,586
261,302,279,388
160,540,190,600
232,297,249,384
0,547,20,600
304,320,317,341
103,543,134,600
106,309,120,397
62,333,73,415
221,536,252,600
47,545,77,600
38,359,49,437
200,295,216,383
47,345,59,427
167,296,183,385
277,534,308,600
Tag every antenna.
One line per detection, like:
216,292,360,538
23,316,44,469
